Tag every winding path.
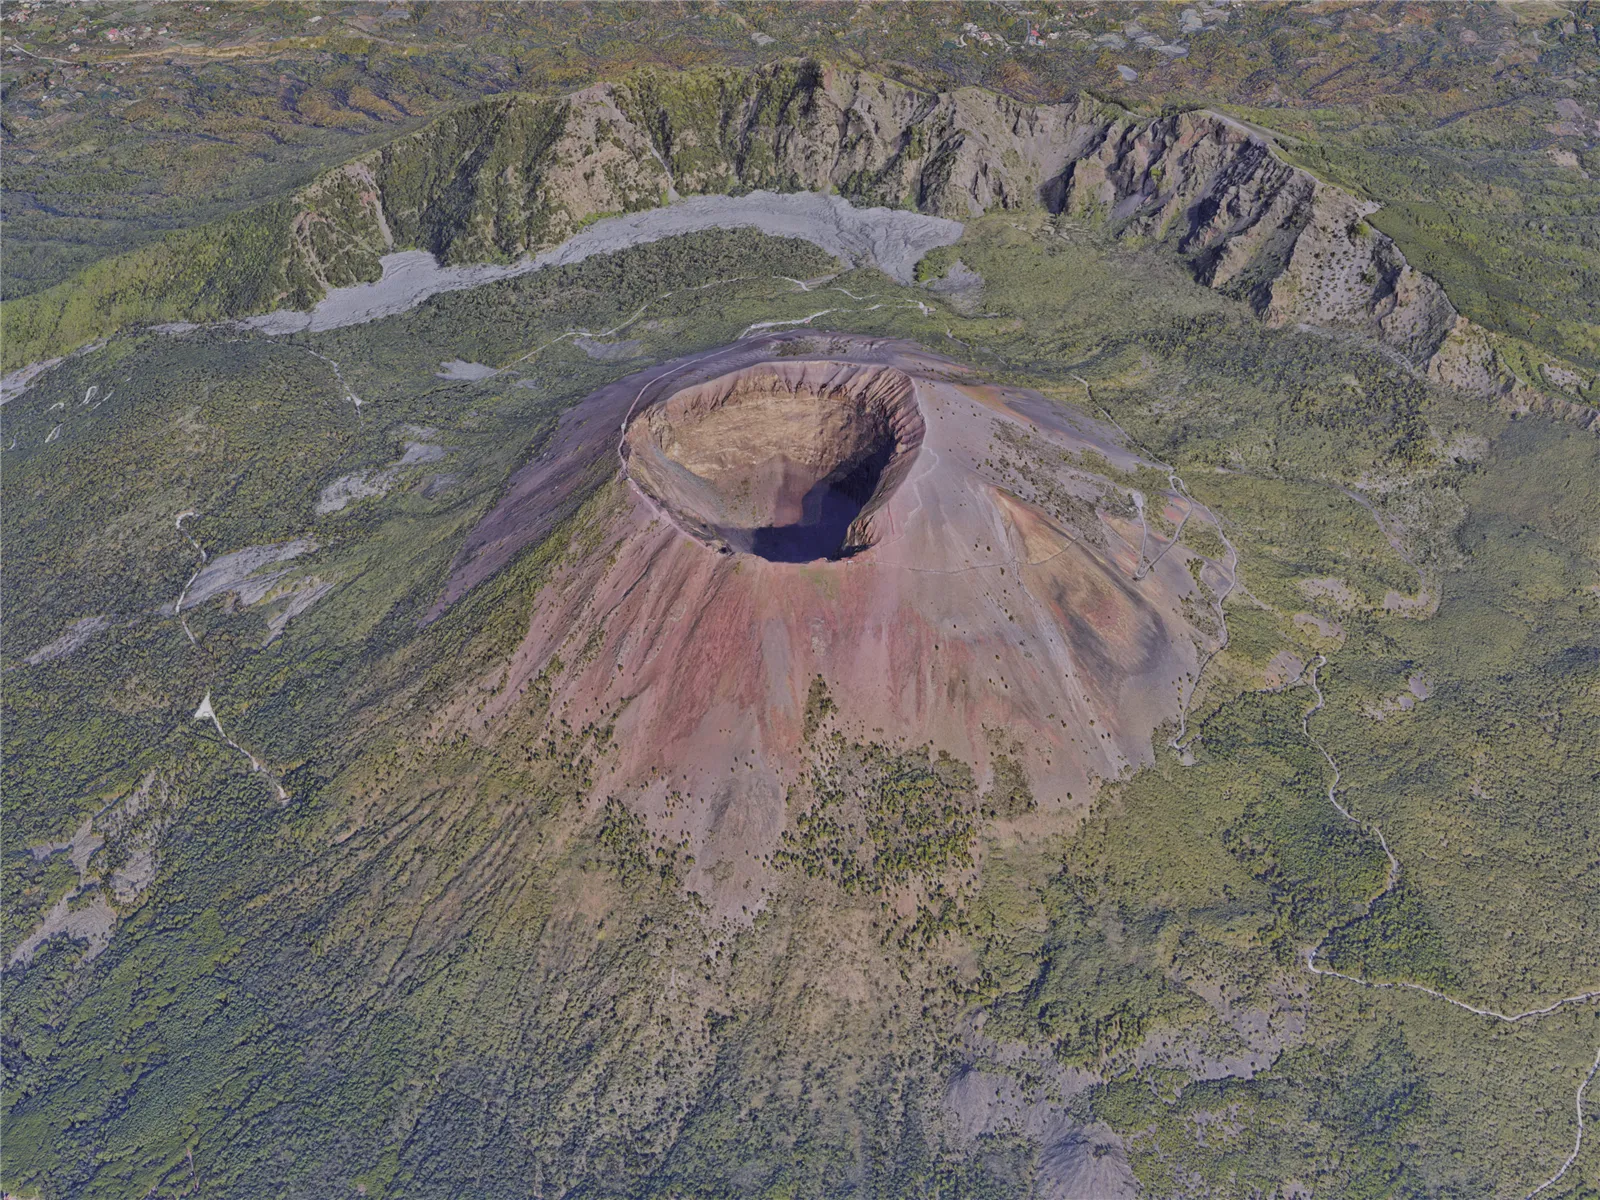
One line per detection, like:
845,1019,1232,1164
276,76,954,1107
1075,376,1598,1197
1292,655,1598,1198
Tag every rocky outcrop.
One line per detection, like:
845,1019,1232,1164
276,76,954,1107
281,61,1101,291
607,62,1106,219
14,57,1577,416
1430,316,1599,432
279,60,1479,375
1054,109,1458,364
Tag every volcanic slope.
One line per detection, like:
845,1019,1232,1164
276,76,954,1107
438,332,1230,917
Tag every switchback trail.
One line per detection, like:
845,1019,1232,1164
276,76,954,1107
1293,655,1598,1199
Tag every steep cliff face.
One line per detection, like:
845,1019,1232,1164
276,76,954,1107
283,60,1098,290
286,89,671,293
278,61,1470,375
11,57,1578,407
1054,109,1458,363
606,62,1104,220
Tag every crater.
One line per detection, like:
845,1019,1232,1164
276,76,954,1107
623,362,925,562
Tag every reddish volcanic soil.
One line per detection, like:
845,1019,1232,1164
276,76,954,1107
437,333,1233,916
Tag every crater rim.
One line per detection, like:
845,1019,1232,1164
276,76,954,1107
622,359,926,564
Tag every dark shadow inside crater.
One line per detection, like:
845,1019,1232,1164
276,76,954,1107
624,361,925,565
743,442,894,562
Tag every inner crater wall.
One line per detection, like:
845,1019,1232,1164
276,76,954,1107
624,361,925,561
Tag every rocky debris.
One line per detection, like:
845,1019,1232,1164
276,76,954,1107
8,775,174,969
1264,649,1306,689
7,892,115,968
171,537,335,641
245,191,960,335
316,472,394,514
924,259,985,315
1365,673,1433,720
436,359,497,381
941,1066,1135,1200
109,848,157,904
251,60,1584,420
0,356,64,404
1038,1124,1140,1200
178,539,317,609
1292,612,1345,643
262,577,336,644
29,816,103,878
1549,97,1590,137
1055,108,1456,363
318,437,448,513
97,773,170,904
21,614,110,667
399,439,447,465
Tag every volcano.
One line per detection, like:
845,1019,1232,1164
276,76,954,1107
436,333,1233,915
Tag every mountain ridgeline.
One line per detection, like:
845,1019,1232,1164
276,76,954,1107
3,57,1586,426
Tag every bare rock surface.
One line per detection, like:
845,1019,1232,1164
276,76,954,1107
249,60,1501,391
435,360,497,381
436,332,1233,919
21,615,111,667
11,63,1591,428
318,438,447,513
1038,1124,1140,1200
923,259,985,315
179,539,317,609
7,892,115,968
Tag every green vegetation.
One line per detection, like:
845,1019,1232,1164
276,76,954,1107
775,740,978,897
10,4,1597,385
4,178,1598,1198
1271,96,1600,372
913,244,962,285
800,674,836,741
2,201,307,372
